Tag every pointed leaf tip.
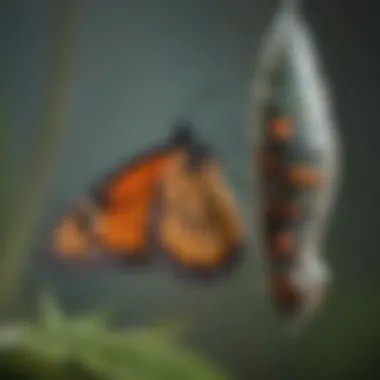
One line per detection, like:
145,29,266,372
38,292,63,327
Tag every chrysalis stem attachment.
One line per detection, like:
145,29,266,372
281,0,302,15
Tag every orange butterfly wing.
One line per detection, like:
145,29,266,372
52,147,182,261
52,215,91,259
95,151,179,254
158,150,244,272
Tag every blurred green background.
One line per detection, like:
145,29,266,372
1,0,380,379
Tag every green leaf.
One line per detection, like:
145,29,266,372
120,321,188,341
4,295,230,380
68,309,113,332
38,292,64,328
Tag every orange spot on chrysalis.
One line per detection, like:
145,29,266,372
269,117,294,141
273,231,293,254
270,275,300,311
267,202,301,220
288,165,323,188
258,150,276,173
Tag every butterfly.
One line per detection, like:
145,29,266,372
51,124,245,279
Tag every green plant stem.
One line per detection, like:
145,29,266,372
0,0,75,316
0,103,8,258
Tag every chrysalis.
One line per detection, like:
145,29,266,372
251,0,342,324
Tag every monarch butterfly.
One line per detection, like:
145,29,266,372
51,124,245,279
251,0,342,322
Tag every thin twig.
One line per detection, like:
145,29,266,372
0,0,75,315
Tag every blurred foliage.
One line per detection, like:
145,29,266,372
301,285,380,379
0,295,229,380
273,284,380,380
